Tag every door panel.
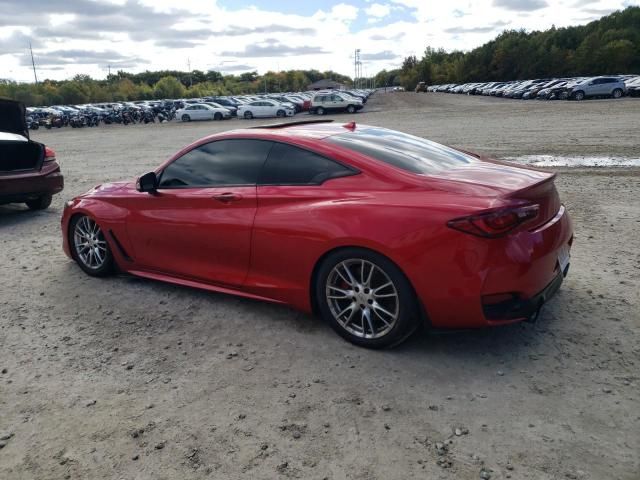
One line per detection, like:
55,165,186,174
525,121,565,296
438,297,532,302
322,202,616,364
125,186,257,287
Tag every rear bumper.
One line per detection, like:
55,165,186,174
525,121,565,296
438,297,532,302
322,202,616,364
0,163,64,204
482,267,566,323
407,205,573,329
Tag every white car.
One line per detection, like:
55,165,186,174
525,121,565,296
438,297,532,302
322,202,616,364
237,100,295,119
177,104,231,122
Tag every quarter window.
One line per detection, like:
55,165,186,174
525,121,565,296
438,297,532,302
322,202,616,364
159,139,273,188
259,143,354,185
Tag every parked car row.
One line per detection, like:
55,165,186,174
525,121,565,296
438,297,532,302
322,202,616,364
425,75,640,100
26,101,177,129
23,89,375,131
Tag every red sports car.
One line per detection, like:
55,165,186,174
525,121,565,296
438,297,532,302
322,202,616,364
61,120,573,348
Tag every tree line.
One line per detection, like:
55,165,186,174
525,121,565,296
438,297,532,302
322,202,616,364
397,6,640,90
0,69,352,107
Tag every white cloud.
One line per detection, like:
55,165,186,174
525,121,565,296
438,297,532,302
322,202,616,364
0,0,637,82
365,3,392,18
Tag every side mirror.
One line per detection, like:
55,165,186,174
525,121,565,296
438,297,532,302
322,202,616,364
136,172,158,193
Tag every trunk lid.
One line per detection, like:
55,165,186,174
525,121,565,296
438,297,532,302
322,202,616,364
432,155,561,228
0,98,29,138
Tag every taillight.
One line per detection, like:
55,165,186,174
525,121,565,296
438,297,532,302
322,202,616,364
447,204,539,238
44,146,56,162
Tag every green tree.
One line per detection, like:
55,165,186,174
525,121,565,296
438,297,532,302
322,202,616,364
153,76,185,99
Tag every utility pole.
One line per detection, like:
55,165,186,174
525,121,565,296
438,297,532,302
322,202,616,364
187,58,192,87
29,41,38,85
354,49,360,89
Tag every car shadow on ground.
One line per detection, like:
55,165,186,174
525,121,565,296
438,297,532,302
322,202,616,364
55,259,571,371
0,205,60,228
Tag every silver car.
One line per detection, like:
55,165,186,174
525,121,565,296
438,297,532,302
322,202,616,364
568,77,627,100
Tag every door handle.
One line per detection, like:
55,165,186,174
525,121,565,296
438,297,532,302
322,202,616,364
213,192,243,203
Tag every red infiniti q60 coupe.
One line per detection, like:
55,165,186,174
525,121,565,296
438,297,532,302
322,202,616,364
61,120,573,348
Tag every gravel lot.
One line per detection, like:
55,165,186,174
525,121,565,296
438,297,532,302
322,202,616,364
1,93,639,480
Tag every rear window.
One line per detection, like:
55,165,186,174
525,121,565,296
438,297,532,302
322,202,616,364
325,127,474,175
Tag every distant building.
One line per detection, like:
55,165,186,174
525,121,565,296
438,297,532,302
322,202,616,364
307,79,345,90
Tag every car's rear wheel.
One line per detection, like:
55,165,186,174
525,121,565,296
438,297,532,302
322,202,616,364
25,194,52,210
316,107,325,115
573,91,585,101
612,88,623,99
214,112,222,120
244,111,253,119
346,105,356,113
315,248,420,349
70,215,114,277
181,114,191,122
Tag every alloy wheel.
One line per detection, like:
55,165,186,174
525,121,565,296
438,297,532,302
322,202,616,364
73,216,108,270
325,259,399,339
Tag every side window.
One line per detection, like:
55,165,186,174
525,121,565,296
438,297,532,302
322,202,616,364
315,95,325,103
259,142,355,185
159,139,273,188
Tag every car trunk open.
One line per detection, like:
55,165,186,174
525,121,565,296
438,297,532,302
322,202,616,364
0,99,44,173
0,138,45,173
0,98,29,138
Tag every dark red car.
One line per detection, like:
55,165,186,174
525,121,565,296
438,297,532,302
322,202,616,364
0,99,63,210
61,120,572,348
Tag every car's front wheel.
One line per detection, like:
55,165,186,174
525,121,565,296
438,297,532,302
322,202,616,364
315,248,420,349
573,90,585,101
346,105,356,113
612,88,623,99
244,111,253,119
70,215,114,277
25,194,52,211
276,110,285,118
181,114,191,122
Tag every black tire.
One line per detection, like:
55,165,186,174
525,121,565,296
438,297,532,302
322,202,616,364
315,248,420,349
612,88,623,99
316,106,325,115
573,90,585,101
25,194,52,211
276,110,286,118
181,114,191,122
346,105,356,113
214,112,222,120
69,215,114,277
244,111,253,119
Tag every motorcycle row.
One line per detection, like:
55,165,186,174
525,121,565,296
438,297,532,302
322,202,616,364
27,104,177,131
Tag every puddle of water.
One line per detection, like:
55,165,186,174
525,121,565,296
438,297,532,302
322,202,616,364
502,155,640,167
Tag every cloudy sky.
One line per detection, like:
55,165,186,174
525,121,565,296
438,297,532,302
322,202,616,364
0,0,637,82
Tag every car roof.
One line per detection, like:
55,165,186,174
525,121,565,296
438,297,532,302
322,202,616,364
192,120,355,144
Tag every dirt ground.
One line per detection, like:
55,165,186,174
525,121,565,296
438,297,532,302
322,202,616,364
1,93,639,480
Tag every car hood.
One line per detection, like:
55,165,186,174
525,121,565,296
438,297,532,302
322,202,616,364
80,181,132,198
0,98,29,138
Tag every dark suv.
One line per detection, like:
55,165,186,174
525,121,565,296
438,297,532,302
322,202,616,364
0,99,64,210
